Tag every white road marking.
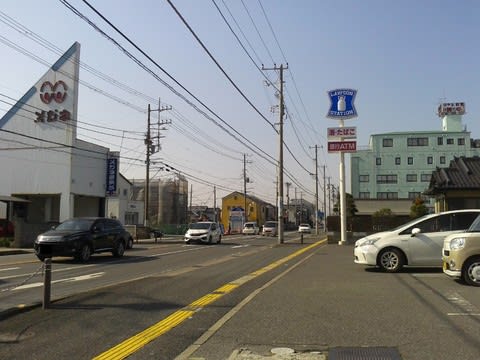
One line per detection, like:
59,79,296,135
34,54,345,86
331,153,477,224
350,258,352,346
0,267,20,272
446,291,479,316
12,272,105,290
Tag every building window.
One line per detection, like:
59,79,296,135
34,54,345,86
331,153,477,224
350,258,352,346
395,157,401,165
407,137,429,146
408,157,413,165
458,138,465,146
440,156,446,164
359,192,370,199
382,138,393,147
376,175,398,184
427,156,433,165
408,192,421,199
123,189,128,196
421,174,431,182
437,137,443,145
359,175,369,182
377,192,398,199
447,138,454,145
406,174,417,182
376,157,381,165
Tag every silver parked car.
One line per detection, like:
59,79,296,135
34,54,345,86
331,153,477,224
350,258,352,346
354,209,480,272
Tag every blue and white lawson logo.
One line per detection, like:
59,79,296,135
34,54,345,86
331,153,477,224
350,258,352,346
327,89,358,119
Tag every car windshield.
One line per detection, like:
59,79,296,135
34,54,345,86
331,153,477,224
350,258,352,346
189,223,211,230
389,213,433,232
300,224,309,227
467,214,480,232
245,223,254,228
264,222,277,227
55,219,95,231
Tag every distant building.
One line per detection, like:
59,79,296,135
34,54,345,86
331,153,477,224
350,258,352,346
132,175,188,226
425,156,480,212
351,102,480,214
221,192,274,233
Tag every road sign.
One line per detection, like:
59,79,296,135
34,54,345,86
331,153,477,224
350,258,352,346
328,141,357,153
327,126,356,139
327,89,358,119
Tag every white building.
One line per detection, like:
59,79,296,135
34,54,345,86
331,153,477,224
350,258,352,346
0,42,143,246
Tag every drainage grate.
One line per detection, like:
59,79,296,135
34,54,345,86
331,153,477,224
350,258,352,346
329,347,401,360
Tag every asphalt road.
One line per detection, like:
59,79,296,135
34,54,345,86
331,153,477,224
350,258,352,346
1,233,479,360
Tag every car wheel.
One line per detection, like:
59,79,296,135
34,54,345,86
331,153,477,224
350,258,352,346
378,248,404,272
76,244,91,262
208,236,212,245
185,240,191,244
217,235,221,244
112,241,125,257
462,256,480,287
127,237,133,249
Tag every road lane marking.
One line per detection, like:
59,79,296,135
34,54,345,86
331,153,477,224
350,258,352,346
445,290,480,316
10,272,105,290
0,267,20,272
93,238,327,360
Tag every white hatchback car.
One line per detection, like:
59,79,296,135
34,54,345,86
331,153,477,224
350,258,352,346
242,222,260,235
184,222,222,244
298,223,312,233
354,209,480,272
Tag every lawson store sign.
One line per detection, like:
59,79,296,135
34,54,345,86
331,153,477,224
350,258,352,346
326,89,357,119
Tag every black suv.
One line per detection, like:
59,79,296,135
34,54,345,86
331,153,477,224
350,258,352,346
34,217,133,262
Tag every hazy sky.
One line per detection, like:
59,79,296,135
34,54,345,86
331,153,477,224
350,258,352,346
1,0,479,209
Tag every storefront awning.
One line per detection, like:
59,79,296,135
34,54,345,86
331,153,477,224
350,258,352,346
0,195,30,203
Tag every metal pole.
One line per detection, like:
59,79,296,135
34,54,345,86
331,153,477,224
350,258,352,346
315,145,319,235
278,64,285,244
144,104,151,227
339,119,347,245
43,258,51,309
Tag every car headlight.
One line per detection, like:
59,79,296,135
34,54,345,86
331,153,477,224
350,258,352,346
356,237,380,247
449,237,465,250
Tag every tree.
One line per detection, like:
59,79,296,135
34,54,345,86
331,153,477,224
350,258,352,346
373,208,394,218
410,197,429,219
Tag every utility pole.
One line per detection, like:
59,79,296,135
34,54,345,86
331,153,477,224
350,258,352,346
286,182,291,227
213,185,217,222
263,63,287,244
323,165,326,229
144,100,172,227
310,145,319,235
243,154,247,224
315,145,319,235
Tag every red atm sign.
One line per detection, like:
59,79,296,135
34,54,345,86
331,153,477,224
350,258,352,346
328,141,357,153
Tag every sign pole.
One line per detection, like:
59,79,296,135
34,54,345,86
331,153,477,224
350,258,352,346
339,120,347,245
326,89,358,246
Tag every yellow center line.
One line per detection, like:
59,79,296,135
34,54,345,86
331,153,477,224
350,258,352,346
93,238,326,360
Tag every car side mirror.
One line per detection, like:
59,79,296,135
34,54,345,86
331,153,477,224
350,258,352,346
411,228,421,236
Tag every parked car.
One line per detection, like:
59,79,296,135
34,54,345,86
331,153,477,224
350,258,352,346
442,214,480,286
262,221,278,236
242,222,260,235
184,221,222,244
298,223,312,233
34,217,132,262
354,209,480,272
